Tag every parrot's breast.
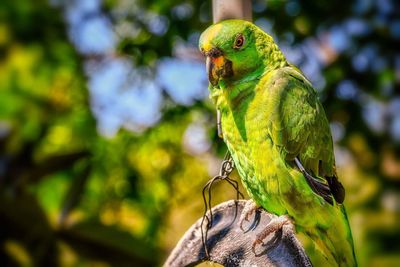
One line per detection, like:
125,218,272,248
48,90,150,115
220,77,322,219
221,88,291,215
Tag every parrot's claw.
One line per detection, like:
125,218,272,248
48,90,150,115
239,200,259,232
252,215,293,256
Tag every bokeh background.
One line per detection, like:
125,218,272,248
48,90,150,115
1,0,399,266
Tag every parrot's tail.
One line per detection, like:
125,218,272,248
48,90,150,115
306,205,357,267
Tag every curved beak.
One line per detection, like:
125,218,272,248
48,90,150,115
205,48,233,86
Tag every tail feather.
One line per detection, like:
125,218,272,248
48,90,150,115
305,206,357,266
339,205,357,266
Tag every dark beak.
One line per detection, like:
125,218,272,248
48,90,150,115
205,48,233,86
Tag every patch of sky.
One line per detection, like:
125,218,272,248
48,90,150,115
300,38,326,89
147,14,169,36
336,80,359,100
361,97,386,134
183,121,211,155
280,43,303,66
371,57,388,74
156,58,208,106
172,3,194,20
375,0,393,16
255,18,275,38
330,122,345,143
344,18,371,37
352,0,373,15
390,116,400,142
63,0,209,136
280,37,326,90
388,98,400,141
65,0,116,54
352,45,378,73
334,146,353,167
252,0,267,13
282,32,295,45
73,16,116,54
188,32,201,46
87,58,162,136
389,20,400,39
328,25,351,53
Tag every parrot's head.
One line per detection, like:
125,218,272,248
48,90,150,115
199,20,286,90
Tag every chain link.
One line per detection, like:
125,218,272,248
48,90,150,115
200,151,244,259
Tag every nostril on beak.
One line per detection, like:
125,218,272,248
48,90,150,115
206,47,223,58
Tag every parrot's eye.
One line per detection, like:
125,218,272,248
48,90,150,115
233,34,245,49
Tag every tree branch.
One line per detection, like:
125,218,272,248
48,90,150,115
164,200,312,267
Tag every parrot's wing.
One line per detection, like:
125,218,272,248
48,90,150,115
266,66,345,204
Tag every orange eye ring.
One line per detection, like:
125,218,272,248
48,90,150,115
233,34,245,49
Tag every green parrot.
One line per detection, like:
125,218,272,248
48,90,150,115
199,20,357,266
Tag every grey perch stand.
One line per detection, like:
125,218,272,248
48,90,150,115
164,200,312,267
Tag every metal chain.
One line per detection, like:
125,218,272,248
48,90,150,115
200,151,244,259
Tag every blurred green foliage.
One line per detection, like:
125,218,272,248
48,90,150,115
0,0,399,266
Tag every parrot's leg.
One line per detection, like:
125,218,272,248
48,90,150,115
252,215,294,255
294,157,333,204
239,199,259,231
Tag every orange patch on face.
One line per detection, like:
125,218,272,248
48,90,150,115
212,56,225,68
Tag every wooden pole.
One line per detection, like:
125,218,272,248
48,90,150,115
212,0,252,23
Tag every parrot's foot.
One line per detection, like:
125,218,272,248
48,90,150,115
252,215,294,256
239,200,259,232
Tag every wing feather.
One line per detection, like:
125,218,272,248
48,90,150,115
267,67,345,204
